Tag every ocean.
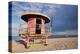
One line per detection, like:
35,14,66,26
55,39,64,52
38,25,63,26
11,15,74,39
9,35,78,40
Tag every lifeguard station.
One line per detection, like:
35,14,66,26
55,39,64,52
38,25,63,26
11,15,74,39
19,12,50,48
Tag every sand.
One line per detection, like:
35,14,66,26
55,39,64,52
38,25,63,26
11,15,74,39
10,37,78,53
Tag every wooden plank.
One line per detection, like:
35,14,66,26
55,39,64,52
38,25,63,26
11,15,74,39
19,34,48,36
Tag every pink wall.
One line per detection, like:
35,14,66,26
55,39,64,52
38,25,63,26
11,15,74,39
27,18,45,34
27,18,36,34
41,19,45,34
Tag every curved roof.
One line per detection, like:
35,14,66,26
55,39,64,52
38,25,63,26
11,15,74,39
21,12,50,23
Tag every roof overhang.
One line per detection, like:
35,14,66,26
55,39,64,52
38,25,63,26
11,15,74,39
21,12,50,23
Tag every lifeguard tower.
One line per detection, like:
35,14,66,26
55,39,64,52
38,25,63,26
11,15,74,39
19,12,50,48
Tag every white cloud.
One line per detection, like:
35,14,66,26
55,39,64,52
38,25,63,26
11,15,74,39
12,23,28,36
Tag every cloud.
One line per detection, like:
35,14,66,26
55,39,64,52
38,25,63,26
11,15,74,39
10,2,77,36
12,23,28,36
11,1,62,18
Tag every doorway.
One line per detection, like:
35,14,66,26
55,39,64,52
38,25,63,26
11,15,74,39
36,18,41,34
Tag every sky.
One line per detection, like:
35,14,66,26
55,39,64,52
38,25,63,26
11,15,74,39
9,1,78,36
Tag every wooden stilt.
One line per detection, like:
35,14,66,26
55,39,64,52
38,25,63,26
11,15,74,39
26,36,30,47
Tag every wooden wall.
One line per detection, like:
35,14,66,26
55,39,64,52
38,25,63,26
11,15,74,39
27,18,45,34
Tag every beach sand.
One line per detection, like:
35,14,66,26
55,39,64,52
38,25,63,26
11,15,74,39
10,37,78,53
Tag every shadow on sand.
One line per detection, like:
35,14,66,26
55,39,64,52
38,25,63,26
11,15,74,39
15,40,30,49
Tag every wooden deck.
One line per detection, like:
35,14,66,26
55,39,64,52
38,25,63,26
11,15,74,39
19,34,49,36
